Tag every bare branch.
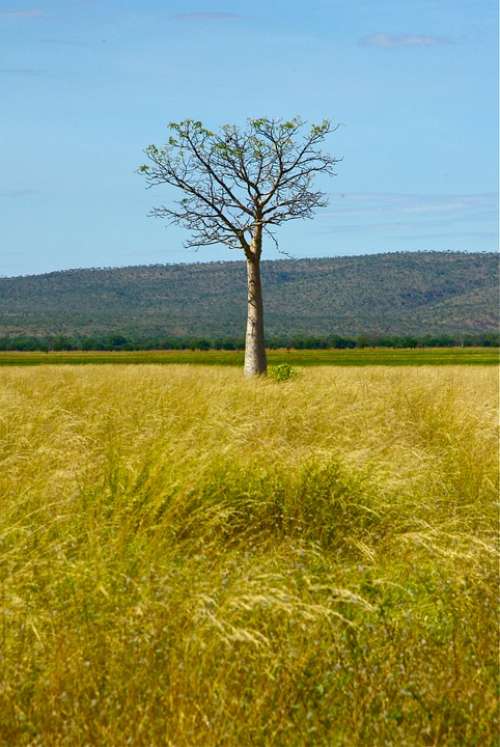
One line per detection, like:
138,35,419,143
138,116,340,256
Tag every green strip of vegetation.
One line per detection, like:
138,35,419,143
0,332,498,353
0,348,497,366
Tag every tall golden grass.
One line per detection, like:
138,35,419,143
1,365,498,745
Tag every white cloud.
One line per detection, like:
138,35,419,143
173,12,242,22
0,9,43,17
0,68,42,75
324,193,497,218
315,193,498,241
0,189,38,197
360,33,450,48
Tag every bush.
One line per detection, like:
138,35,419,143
268,363,297,382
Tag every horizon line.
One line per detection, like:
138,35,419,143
1,248,497,281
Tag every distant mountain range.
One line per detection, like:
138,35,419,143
0,251,497,339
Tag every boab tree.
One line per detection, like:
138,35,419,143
139,117,340,376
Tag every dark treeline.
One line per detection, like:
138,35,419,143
1,332,498,352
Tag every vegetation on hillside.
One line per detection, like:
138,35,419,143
1,365,497,745
0,251,497,339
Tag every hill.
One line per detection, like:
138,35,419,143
0,251,497,339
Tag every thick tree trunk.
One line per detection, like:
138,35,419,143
244,254,267,377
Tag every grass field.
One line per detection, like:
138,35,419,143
1,364,498,745
0,346,498,366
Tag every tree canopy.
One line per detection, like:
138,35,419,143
139,117,340,257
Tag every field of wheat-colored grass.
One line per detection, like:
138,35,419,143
1,365,498,745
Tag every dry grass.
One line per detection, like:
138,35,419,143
0,365,498,745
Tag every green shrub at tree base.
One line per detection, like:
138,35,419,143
268,363,298,382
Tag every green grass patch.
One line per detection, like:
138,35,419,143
0,346,498,366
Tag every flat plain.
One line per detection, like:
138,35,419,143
1,363,498,745
0,346,498,366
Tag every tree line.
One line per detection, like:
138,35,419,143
1,332,498,352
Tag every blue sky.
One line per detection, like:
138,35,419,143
1,0,498,276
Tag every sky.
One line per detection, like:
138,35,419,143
1,0,498,276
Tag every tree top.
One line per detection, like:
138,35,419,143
139,116,341,257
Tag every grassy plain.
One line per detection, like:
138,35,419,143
0,346,498,366
1,364,498,745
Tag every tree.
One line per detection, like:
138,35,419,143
139,117,340,376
